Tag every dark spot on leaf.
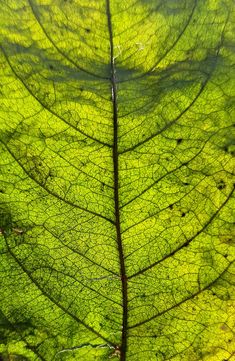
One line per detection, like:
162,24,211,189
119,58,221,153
169,204,173,210
225,238,233,245
80,87,84,92
0,189,4,193
217,180,226,190
223,144,235,156
177,138,183,144
48,169,56,178
224,254,228,258
183,182,189,186
49,65,54,70
85,28,91,33
181,212,186,217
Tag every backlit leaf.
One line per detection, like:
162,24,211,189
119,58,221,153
0,1,235,360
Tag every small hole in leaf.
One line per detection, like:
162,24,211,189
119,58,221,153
177,138,183,144
0,190,4,193
169,204,173,210
181,212,186,217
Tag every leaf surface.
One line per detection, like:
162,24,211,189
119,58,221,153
0,1,235,360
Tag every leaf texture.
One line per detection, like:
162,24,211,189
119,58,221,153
0,0,235,360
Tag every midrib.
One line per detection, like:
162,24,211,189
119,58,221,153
105,0,128,360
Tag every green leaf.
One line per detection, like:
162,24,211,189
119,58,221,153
0,0,235,360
